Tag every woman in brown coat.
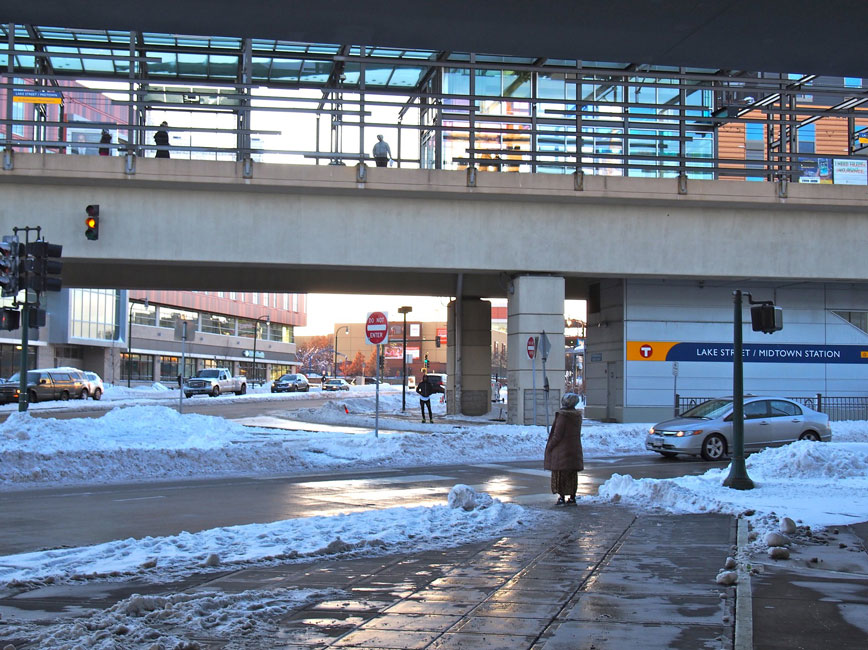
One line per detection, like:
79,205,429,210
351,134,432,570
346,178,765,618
544,393,583,506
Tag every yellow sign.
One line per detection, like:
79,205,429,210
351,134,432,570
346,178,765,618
861,351,868,359
626,341,678,361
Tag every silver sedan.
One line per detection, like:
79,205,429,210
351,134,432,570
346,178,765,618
646,396,832,461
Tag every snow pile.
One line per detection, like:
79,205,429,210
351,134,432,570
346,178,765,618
0,486,537,586
448,484,495,510
597,441,868,535
9,587,340,650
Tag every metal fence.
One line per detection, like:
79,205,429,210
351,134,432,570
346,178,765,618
675,394,868,421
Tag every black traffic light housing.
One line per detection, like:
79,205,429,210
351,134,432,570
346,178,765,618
750,303,783,334
0,235,20,297
435,335,441,348
85,205,99,240
24,241,63,293
0,307,20,331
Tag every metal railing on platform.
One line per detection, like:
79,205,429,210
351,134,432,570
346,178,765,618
675,394,868,421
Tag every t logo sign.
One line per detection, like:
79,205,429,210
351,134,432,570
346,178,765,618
640,344,653,358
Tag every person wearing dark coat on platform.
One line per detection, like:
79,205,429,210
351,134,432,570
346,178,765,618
99,130,111,156
543,393,584,506
154,121,170,158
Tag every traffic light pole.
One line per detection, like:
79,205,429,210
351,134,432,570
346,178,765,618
723,290,754,490
17,301,29,412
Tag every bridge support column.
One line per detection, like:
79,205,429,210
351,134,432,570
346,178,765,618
507,275,565,425
446,298,491,416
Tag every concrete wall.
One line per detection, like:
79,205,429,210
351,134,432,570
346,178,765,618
2,155,868,297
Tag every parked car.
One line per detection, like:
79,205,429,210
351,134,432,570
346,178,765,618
83,372,104,400
646,396,832,461
0,368,88,404
323,378,351,391
425,373,447,388
271,373,310,393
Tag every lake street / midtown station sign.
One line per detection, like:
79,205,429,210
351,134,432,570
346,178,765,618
627,342,868,364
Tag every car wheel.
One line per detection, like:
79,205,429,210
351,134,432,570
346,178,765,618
210,386,221,397
184,393,192,399
659,451,678,459
701,434,727,461
799,430,821,442
28,390,38,404
80,388,89,400
237,384,247,396
93,388,102,401
60,391,70,401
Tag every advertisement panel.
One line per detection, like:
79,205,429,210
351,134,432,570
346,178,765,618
437,327,447,345
834,158,868,185
384,344,420,360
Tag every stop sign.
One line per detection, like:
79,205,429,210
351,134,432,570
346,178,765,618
365,311,389,345
527,336,536,359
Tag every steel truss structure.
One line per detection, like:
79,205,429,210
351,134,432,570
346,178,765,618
2,23,867,181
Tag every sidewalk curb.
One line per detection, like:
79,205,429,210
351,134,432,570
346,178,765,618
734,518,753,650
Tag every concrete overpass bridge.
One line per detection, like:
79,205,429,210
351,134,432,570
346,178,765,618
2,154,868,421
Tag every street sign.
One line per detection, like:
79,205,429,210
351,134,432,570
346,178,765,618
365,311,389,345
527,336,536,359
539,331,551,361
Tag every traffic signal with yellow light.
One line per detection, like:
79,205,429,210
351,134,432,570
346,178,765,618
85,205,99,240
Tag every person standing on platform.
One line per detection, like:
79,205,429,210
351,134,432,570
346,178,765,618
99,130,111,156
372,134,392,167
416,374,444,423
154,121,170,159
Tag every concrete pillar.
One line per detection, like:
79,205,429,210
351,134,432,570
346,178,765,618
507,275,565,425
446,298,491,416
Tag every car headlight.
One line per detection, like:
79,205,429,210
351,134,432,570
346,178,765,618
649,427,656,435
676,429,703,437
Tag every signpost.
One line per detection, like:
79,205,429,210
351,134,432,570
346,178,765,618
366,311,389,438
540,331,551,433
530,336,539,424
526,336,536,360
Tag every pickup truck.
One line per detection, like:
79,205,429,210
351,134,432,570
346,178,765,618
183,368,247,398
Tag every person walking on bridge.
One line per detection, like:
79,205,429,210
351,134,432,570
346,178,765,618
372,134,392,167
544,392,584,506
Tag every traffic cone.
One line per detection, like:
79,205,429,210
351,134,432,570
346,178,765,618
344,405,349,414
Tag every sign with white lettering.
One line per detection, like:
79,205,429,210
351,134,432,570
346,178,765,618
628,341,868,364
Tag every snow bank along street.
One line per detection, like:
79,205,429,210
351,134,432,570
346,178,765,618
1,391,867,648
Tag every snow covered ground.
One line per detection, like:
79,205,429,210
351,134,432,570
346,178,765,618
1,392,867,649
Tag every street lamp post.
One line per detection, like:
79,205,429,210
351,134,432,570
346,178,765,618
252,315,270,386
127,296,148,388
334,326,349,377
398,306,412,411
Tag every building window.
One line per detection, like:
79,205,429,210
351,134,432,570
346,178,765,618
201,313,235,336
0,343,37,379
251,293,259,305
70,289,121,341
158,306,198,330
798,123,815,154
745,122,765,181
160,356,195,381
229,292,236,300
844,77,862,89
263,294,269,307
283,294,289,310
120,353,154,381
834,311,868,334
131,301,157,326
292,294,298,312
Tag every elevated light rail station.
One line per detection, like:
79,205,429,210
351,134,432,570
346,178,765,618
1,15,868,423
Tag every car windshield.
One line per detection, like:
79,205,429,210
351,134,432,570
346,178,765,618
198,369,220,378
7,372,39,383
278,375,293,381
680,399,733,419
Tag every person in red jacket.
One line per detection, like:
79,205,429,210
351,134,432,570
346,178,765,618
544,393,584,506
415,374,444,423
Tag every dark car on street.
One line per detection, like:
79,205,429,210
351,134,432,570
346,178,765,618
0,368,89,404
271,373,310,393
323,378,351,391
